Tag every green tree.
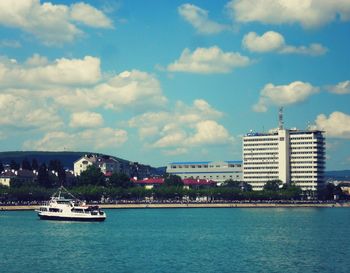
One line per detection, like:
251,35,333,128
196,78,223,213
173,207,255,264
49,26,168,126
31,159,39,171
108,172,132,188
10,160,20,170
21,158,32,170
263,180,282,191
37,163,51,188
164,175,183,187
77,165,105,186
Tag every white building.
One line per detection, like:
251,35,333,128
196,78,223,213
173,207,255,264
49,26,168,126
166,161,242,182
243,111,325,191
73,154,121,176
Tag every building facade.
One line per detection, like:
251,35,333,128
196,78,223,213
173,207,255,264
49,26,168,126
166,161,242,182
243,128,325,191
73,154,121,176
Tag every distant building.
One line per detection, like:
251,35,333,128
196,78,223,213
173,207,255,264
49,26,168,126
243,108,326,191
73,154,121,176
166,161,242,182
0,169,37,187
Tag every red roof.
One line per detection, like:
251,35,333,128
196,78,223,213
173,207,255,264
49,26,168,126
132,178,164,184
183,178,215,185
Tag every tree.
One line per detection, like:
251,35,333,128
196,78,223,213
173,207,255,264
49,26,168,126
223,179,241,188
48,159,66,186
77,165,105,186
164,175,183,187
10,160,20,171
263,180,282,191
37,163,51,188
31,159,39,171
21,158,32,170
108,172,132,188
0,161,4,173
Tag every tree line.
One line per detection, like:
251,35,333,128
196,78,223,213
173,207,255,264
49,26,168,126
0,161,346,202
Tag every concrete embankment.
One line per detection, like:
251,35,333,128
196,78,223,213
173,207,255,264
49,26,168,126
1,202,350,211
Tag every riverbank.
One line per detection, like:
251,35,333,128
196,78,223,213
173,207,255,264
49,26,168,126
1,202,350,211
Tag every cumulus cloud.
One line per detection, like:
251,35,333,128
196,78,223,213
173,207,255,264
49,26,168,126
0,53,169,153
23,128,128,151
253,81,319,112
242,31,327,56
69,111,104,128
178,3,229,34
128,99,234,153
314,112,350,138
327,80,350,94
227,0,350,28
0,93,63,130
0,55,101,88
70,3,113,28
0,0,112,45
167,46,251,74
56,70,167,111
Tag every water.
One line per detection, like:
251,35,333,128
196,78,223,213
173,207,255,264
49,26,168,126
0,208,349,273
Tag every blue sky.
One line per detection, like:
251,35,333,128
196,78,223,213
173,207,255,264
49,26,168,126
0,0,349,170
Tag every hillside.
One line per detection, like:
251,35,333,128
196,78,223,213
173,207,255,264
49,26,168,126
325,170,350,181
0,151,132,169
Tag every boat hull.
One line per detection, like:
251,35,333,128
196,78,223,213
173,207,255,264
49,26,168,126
38,214,106,222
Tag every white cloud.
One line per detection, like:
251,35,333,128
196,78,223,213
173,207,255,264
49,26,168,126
178,3,229,34
314,112,350,138
187,120,233,146
167,46,251,74
70,3,113,28
242,31,327,56
129,99,234,152
0,55,101,88
69,111,104,128
227,0,350,28
327,80,350,94
253,81,319,112
23,127,128,151
279,43,327,56
0,0,112,45
0,93,63,130
56,70,167,112
243,31,285,52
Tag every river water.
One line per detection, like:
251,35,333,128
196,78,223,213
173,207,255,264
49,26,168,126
0,208,349,273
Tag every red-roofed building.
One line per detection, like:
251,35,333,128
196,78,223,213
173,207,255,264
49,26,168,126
132,177,164,189
182,178,216,189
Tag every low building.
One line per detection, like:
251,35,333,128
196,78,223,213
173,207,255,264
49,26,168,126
0,170,16,187
182,178,216,189
166,161,242,182
0,169,37,187
132,177,164,189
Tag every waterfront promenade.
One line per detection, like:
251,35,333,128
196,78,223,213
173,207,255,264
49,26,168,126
1,201,350,211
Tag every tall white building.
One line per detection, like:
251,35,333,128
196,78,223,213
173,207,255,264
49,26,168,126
166,160,242,182
243,111,325,191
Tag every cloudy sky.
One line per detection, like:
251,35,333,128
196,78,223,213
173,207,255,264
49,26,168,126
0,0,349,170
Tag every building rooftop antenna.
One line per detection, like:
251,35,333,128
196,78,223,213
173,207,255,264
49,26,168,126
278,107,284,130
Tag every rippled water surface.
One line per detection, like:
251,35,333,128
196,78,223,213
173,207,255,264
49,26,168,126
0,208,349,273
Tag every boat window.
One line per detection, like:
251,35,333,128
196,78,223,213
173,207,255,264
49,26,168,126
49,208,60,212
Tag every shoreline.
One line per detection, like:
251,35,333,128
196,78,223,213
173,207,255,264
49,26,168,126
1,202,350,211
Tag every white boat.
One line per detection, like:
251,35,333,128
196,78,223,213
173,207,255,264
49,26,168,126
35,186,106,222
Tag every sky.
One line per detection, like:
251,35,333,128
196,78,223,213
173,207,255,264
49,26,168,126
0,0,349,170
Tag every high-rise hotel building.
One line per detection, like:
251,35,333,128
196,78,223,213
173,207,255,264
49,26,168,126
242,109,326,191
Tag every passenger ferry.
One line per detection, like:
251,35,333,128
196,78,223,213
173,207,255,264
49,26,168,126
36,186,106,222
